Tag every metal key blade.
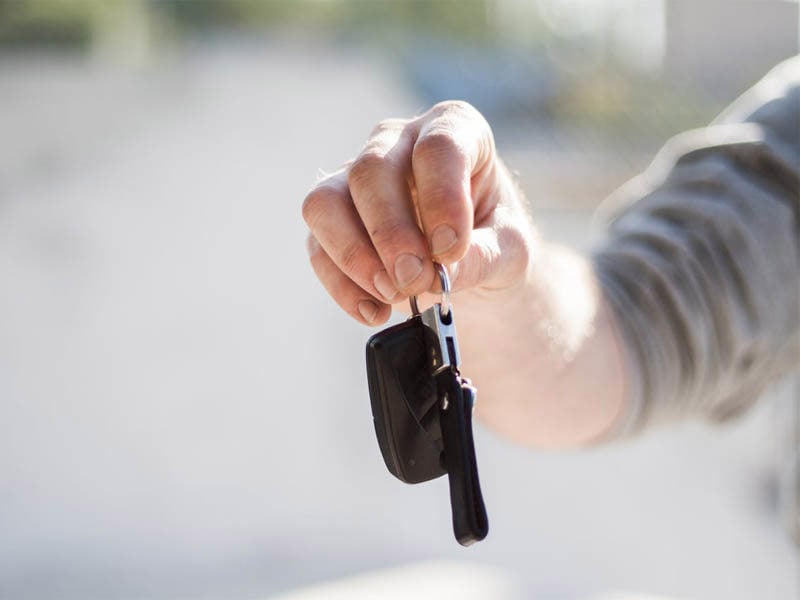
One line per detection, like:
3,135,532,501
420,303,461,374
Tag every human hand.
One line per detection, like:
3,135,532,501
302,100,628,447
302,100,534,325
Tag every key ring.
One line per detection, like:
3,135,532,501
409,262,452,318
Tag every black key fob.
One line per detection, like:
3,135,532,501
365,263,489,545
366,316,446,483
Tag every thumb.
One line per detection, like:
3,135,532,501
449,222,532,295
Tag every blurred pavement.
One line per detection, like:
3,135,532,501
0,40,797,600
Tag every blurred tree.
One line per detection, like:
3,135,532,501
0,0,99,49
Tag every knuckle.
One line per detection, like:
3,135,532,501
425,100,492,149
499,223,527,250
348,150,386,190
450,101,485,127
430,99,477,118
413,129,462,164
498,225,532,275
370,220,412,252
302,185,338,229
339,240,367,276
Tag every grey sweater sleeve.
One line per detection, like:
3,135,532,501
594,57,799,435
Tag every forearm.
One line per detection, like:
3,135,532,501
456,240,628,448
591,58,799,432
459,58,799,447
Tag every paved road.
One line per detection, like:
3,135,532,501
0,41,797,600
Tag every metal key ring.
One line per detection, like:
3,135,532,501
408,262,452,318
435,262,452,318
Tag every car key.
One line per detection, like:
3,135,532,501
365,312,446,484
365,263,488,545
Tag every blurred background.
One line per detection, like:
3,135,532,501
0,1,798,599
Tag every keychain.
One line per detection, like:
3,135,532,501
365,263,488,545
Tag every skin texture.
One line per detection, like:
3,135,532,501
302,101,627,448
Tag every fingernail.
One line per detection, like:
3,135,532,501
373,270,398,301
430,225,457,256
358,300,378,324
394,253,423,288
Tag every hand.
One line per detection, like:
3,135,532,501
302,101,626,448
302,100,534,325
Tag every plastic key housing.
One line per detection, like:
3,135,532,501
365,288,489,546
366,316,446,484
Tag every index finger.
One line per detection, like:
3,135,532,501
348,120,436,297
